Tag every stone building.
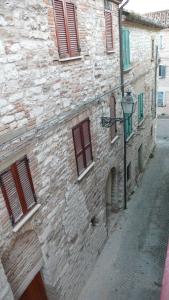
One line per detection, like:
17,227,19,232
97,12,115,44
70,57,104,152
145,10,169,116
121,11,165,193
0,1,164,300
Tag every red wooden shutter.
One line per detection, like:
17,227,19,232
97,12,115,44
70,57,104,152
72,126,85,175
105,11,113,51
0,157,36,225
110,96,116,140
0,169,23,224
53,0,69,58
17,158,36,210
82,119,93,167
66,2,79,56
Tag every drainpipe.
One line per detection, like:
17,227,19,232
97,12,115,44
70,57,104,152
118,0,129,209
154,45,158,118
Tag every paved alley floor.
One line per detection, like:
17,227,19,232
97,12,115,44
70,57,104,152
78,120,169,300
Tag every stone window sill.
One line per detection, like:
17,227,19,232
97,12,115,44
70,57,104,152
13,204,41,233
77,162,95,182
111,135,119,145
126,132,134,142
123,66,133,73
59,56,82,62
107,50,115,54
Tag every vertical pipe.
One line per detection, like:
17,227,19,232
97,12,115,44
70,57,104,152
119,0,129,210
154,45,158,118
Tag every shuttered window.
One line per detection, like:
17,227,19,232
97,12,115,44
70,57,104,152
72,119,93,176
138,93,144,123
0,156,36,225
110,95,117,140
122,28,130,70
125,114,132,139
53,0,80,58
105,10,113,51
159,65,166,78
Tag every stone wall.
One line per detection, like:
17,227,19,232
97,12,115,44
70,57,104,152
0,1,124,299
122,20,157,194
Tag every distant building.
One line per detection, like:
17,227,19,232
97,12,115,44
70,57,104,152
122,10,164,190
145,10,169,116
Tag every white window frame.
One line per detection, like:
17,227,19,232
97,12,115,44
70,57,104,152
157,91,165,107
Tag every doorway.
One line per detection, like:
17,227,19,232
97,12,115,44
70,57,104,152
105,168,117,229
19,272,48,300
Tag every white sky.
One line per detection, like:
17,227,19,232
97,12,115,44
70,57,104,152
125,0,169,14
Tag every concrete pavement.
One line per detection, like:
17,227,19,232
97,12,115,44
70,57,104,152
78,120,169,300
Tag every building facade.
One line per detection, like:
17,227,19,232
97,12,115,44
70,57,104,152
121,11,165,194
146,11,169,116
0,2,164,300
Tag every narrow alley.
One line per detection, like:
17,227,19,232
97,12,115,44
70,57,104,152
78,120,169,300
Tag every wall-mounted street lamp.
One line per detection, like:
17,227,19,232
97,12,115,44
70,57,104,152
101,91,135,210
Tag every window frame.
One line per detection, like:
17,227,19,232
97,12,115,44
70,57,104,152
72,118,93,176
53,0,80,59
157,91,165,107
138,93,144,124
0,156,37,226
104,9,114,52
159,65,166,78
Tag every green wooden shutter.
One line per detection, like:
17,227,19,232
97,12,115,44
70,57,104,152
122,29,130,70
125,114,132,139
138,93,144,123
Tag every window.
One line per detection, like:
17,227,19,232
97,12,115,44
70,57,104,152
127,162,131,181
72,119,93,176
138,93,144,123
159,35,165,49
159,65,166,78
122,29,130,70
105,10,113,52
110,95,117,140
53,0,80,58
151,39,155,61
125,114,132,139
0,156,36,225
157,91,165,107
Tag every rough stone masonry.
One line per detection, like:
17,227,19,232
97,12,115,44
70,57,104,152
0,1,164,300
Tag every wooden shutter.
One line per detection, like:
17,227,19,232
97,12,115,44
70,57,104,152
53,0,80,58
82,119,93,167
72,126,85,175
53,0,69,58
72,119,93,176
0,169,23,224
122,29,130,70
105,11,113,51
110,95,116,140
17,158,36,210
0,157,36,225
66,2,79,56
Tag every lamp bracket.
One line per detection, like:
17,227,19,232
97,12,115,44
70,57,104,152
101,117,123,128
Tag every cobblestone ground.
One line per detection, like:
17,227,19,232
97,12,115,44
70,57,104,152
78,119,169,300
